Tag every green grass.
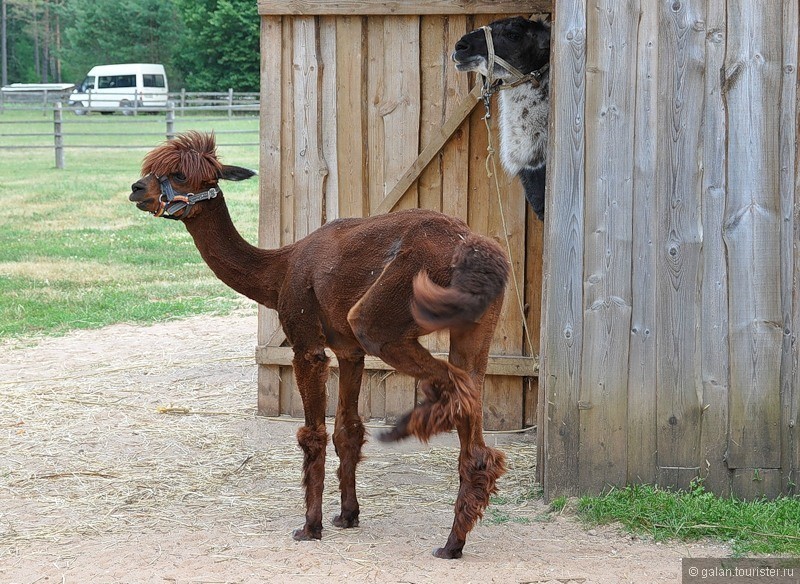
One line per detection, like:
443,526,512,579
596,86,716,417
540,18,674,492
578,481,800,556
0,108,261,339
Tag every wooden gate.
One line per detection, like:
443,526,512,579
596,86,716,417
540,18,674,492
256,1,551,430
540,0,800,499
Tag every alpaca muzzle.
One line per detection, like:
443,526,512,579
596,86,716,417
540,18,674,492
152,175,219,220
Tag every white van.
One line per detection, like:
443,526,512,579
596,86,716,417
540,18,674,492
68,63,169,114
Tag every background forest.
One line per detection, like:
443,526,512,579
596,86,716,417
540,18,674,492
0,0,260,91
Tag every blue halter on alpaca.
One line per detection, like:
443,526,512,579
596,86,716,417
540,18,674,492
154,174,218,220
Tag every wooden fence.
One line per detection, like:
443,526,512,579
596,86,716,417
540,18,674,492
256,1,551,431
0,89,259,116
540,0,799,499
0,104,259,169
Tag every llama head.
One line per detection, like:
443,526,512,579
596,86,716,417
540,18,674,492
129,131,255,221
452,16,550,81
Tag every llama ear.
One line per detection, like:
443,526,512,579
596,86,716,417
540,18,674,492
538,14,552,29
219,165,257,181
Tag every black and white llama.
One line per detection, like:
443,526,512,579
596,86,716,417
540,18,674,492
452,16,551,220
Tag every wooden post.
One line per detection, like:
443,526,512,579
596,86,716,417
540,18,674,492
166,102,175,140
53,101,64,169
180,88,186,113
228,87,234,118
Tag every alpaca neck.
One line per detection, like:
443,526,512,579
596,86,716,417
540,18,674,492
183,198,288,309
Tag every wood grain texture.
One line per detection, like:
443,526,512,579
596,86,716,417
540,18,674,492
258,16,285,416
293,16,328,238
255,346,537,376
336,16,368,218
731,468,783,500
524,213,543,428
697,0,730,496
783,0,800,495
280,17,296,248
258,0,552,16
372,84,481,215
367,17,386,213
577,0,636,492
419,15,447,214
382,16,421,211
654,0,705,489
540,0,586,497
626,0,658,485
441,14,472,222
723,2,783,470
320,16,339,222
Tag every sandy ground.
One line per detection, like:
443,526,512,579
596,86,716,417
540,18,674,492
0,309,730,583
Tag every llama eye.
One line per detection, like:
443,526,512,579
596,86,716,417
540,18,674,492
173,172,187,183
507,31,522,41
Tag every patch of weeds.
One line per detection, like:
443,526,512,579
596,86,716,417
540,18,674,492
549,495,568,513
578,479,800,556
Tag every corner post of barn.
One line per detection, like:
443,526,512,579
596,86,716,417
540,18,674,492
539,0,800,500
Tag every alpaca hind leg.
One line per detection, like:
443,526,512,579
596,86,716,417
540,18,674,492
436,432,507,559
371,340,480,444
378,359,480,442
435,297,506,558
332,354,366,528
347,269,478,443
292,346,330,541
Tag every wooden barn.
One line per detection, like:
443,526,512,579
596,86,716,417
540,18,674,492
255,0,800,500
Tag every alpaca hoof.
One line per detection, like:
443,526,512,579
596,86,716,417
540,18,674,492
332,513,359,528
433,546,463,560
378,413,411,443
292,527,322,541
377,427,403,443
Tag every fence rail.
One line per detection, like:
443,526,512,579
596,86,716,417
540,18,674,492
0,89,260,116
0,102,259,168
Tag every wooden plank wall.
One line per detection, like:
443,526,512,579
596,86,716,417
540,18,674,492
541,0,800,498
257,2,550,431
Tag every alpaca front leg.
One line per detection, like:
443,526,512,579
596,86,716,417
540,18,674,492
292,347,330,541
332,355,366,528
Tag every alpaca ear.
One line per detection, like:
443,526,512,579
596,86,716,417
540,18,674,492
220,165,257,181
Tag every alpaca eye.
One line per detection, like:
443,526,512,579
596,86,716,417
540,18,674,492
507,31,522,41
173,172,187,183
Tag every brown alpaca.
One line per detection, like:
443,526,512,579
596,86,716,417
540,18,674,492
129,132,509,559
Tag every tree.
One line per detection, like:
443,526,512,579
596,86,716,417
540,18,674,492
61,0,182,84
3,0,43,83
2,0,8,86
2,0,260,91
173,0,259,92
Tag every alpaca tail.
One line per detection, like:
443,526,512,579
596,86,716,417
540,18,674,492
412,234,509,332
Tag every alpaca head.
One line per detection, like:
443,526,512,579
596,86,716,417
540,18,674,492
452,16,550,81
129,131,255,221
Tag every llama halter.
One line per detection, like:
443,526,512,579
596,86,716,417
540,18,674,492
479,24,549,114
153,174,219,220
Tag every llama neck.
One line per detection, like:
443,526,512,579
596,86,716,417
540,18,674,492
497,72,550,176
183,199,288,309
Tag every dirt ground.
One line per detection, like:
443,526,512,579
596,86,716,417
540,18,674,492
1,309,729,583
